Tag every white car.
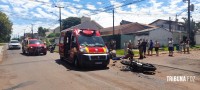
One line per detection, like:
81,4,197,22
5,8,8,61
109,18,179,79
8,40,21,49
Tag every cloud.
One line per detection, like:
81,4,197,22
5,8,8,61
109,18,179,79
109,0,124,12
35,7,55,19
1,0,200,37
1,0,8,3
0,5,10,12
97,2,102,5
86,4,96,10
73,0,80,2
37,0,50,3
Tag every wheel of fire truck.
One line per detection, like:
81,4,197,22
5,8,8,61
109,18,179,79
27,52,31,56
60,56,64,61
43,52,47,55
74,57,81,68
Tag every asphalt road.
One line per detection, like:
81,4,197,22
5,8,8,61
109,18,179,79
0,47,200,90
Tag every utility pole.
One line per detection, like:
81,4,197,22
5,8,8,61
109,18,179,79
169,17,172,32
18,33,19,41
31,24,34,38
188,0,191,40
55,6,64,33
113,9,115,35
24,29,26,38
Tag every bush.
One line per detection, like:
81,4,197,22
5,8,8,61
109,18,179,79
47,33,56,38
45,38,51,46
47,33,60,38
116,49,139,56
55,33,60,37
49,38,55,44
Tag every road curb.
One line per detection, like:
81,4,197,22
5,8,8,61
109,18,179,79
0,46,3,63
0,45,5,63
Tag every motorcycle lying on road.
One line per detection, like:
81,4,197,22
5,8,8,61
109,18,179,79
48,43,56,53
112,48,156,72
120,60,156,72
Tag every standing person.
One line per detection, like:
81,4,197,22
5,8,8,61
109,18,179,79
142,39,147,58
138,39,143,59
154,40,160,56
168,38,174,56
148,40,154,56
186,39,190,54
183,41,186,54
179,40,183,53
110,40,115,50
124,41,128,55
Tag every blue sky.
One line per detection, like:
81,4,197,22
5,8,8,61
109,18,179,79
0,0,200,37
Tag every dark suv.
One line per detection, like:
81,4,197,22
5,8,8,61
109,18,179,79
22,39,47,55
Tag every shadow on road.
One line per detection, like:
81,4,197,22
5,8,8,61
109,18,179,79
7,48,21,50
20,53,46,57
55,59,109,72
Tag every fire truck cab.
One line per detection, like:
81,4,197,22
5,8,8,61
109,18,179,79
59,28,110,68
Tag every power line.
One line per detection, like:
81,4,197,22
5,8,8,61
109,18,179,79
88,0,145,16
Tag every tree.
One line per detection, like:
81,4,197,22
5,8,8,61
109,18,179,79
182,18,200,45
47,33,60,38
38,27,49,37
62,17,81,30
47,33,56,38
0,11,13,42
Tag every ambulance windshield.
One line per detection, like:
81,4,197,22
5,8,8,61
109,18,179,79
78,35,105,47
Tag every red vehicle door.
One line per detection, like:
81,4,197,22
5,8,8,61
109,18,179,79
59,32,65,58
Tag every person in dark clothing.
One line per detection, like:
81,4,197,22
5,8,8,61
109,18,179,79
148,40,154,56
138,39,143,59
142,39,147,58
154,40,160,56
168,38,174,56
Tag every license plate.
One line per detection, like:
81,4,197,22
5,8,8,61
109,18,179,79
95,62,102,64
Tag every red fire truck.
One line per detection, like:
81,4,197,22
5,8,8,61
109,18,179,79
59,28,110,68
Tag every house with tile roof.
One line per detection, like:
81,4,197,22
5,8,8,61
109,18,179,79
149,19,187,45
100,20,184,49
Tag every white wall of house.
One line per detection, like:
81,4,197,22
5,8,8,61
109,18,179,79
54,37,59,44
195,34,200,45
149,28,172,46
151,20,185,31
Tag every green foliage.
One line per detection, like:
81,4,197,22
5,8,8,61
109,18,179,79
0,11,13,42
45,38,51,46
0,43,5,46
55,33,60,37
49,38,55,44
47,33,60,38
116,49,139,56
47,33,56,38
38,27,49,37
191,45,200,49
62,17,81,30
182,18,200,45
